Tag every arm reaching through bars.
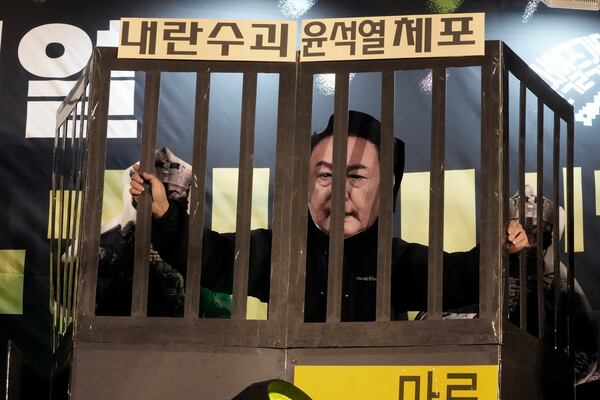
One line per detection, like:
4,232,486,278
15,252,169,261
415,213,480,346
127,158,272,318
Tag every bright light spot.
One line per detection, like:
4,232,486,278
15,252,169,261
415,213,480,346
420,71,433,94
522,0,541,23
315,74,336,96
314,73,356,96
278,0,316,18
530,33,600,127
419,70,451,94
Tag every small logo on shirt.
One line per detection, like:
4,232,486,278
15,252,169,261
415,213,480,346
355,276,376,282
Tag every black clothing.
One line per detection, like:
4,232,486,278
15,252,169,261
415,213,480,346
152,200,481,322
152,200,272,306
303,215,480,321
96,223,185,317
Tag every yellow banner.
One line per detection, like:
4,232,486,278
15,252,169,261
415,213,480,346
118,18,297,62
300,13,485,61
294,365,498,400
118,14,484,62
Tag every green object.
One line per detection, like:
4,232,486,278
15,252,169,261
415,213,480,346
268,380,312,400
269,394,293,400
200,287,232,318
427,0,464,13
232,379,313,400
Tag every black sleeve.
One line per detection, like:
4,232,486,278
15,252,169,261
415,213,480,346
151,199,190,275
151,200,271,302
393,241,480,312
199,229,272,302
441,246,480,310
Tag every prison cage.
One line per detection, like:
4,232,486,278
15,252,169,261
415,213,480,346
49,40,575,399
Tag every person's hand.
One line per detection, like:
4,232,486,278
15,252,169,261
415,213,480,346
129,163,170,218
506,219,529,254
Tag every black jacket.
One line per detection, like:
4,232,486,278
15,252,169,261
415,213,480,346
152,200,480,322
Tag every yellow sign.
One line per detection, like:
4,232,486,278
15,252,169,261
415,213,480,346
118,18,297,62
294,365,498,400
118,14,484,62
300,13,485,61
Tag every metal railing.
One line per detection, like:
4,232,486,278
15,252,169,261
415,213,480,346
50,67,89,352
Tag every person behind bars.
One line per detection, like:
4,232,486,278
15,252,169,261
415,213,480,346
129,111,528,321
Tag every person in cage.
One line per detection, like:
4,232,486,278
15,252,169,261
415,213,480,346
128,111,529,321
507,186,599,384
95,148,190,317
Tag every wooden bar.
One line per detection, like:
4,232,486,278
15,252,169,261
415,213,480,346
552,113,561,349
108,52,295,75
479,41,506,327
501,58,510,326
272,319,498,348
427,67,446,320
65,104,79,325
289,71,313,323
71,86,88,321
376,70,394,321
79,316,263,347
78,315,497,348
536,97,545,340
184,70,210,319
57,120,68,334
49,117,62,343
268,67,297,323
566,116,575,359
231,72,257,320
76,50,113,319
502,44,572,121
326,73,349,323
131,71,161,318
298,55,486,76
518,81,528,332
101,46,484,77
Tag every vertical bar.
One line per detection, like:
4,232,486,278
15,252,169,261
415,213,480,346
376,70,394,321
326,72,349,323
566,115,575,360
57,119,68,334
77,48,110,317
49,114,62,350
268,66,296,324
289,70,312,324
501,57,510,324
131,71,161,318
64,104,79,327
518,81,528,332
536,98,545,340
231,72,257,320
479,41,507,326
552,113,561,349
184,70,210,319
427,67,446,320
71,84,88,320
